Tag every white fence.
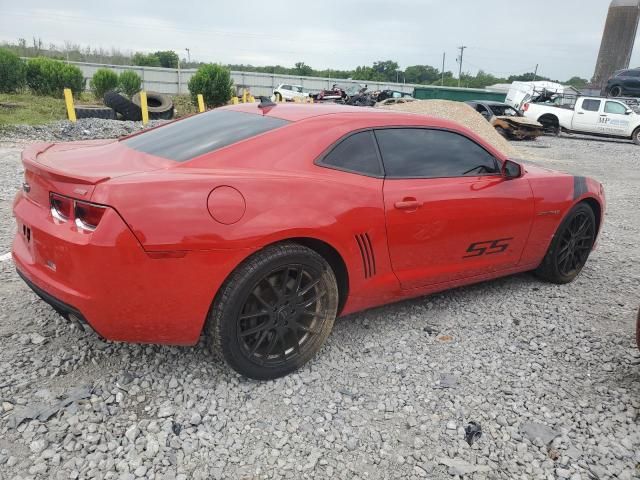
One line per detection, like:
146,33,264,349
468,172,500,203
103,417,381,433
67,61,419,97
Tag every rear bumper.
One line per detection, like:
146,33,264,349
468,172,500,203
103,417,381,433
12,191,253,345
16,268,93,332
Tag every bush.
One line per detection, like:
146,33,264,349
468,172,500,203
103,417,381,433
26,57,84,97
118,70,142,97
90,68,118,99
188,64,233,108
0,48,26,93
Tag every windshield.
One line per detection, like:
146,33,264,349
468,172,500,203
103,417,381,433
292,86,303,93
122,110,290,162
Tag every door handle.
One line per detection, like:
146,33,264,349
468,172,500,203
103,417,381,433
394,198,421,210
577,112,584,115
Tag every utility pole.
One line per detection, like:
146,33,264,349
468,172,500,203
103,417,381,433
533,64,539,82
441,52,446,86
185,48,191,64
457,45,466,87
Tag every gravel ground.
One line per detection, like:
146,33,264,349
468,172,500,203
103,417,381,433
0,123,638,480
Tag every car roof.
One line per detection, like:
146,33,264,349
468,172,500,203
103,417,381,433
220,102,400,122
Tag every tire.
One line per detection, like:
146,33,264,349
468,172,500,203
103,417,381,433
535,203,596,284
132,92,173,116
274,92,283,102
104,90,142,121
74,106,115,120
609,86,623,98
632,127,640,146
206,243,339,380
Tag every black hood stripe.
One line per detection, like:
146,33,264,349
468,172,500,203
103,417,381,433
573,176,588,200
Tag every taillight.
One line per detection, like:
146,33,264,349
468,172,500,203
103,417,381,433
50,193,73,220
74,201,107,231
523,103,529,112
49,193,107,232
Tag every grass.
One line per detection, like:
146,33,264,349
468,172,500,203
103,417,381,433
0,93,67,125
0,92,197,126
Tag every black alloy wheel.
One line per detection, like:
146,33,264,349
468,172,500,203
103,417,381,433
237,264,327,366
208,243,339,380
535,203,596,284
555,211,595,277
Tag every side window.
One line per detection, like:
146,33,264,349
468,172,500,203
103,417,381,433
581,99,601,112
628,70,640,78
320,131,382,176
604,101,627,115
375,128,500,178
281,85,291,90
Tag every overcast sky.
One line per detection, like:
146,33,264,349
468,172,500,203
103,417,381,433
1,0,638,80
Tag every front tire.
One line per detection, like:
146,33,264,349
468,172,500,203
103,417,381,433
207,243,339,380
535,203,596,284
632,127,640,146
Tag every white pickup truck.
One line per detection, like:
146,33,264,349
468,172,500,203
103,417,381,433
523,96,640,145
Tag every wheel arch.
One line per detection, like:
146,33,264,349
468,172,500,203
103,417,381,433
270,237,350,314
537,113,559,126
578,196,602,233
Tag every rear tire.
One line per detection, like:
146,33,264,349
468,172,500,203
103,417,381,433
206,243,339,380
274,92,283,102
608,86,623,97
535,203,596,284
632,127,640,145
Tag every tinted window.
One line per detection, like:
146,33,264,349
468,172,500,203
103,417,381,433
321,131,382,176
604,101,627,114
375,128,499,178
627,70,640,78
123,110,289,162
581,99,601,112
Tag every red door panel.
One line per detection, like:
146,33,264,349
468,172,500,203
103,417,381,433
383,175,535,289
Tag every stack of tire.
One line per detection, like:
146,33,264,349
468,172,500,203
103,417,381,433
85,91,174,121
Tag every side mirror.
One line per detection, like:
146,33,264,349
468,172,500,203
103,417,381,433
502,159,522,179
626,109,633,115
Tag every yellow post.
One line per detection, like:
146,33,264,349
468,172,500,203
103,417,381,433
232,96,239,105
140,91,149,125
197,94,205,112
309,97,314,104
63,88,76,122
248,95,255,103
242,90,248,103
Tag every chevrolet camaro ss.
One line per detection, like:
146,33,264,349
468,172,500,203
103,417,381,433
12,102,605,379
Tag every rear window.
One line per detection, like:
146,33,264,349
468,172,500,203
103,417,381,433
122,110,290,162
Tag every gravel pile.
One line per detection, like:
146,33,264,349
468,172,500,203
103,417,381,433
0,130,638,479
0,118,167,143
379,100,517,157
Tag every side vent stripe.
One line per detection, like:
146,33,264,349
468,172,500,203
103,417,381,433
355,233,376,279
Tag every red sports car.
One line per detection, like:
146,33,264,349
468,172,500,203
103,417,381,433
12,102,605,379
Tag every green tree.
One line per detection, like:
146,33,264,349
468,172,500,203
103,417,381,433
188,64,233,107
154,50,179,68
565,76,588,89
0,48,26,92
132,52,161,67
118,70,142,97
404,65,441,84
293,62,313,76
89,68,118,98
372,60,400,82
26,57,84,96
